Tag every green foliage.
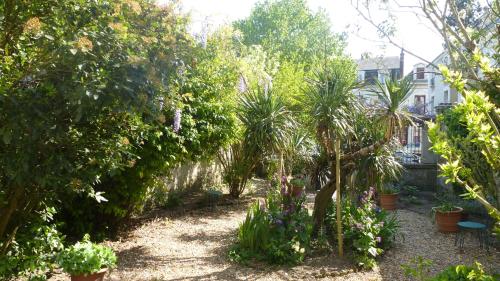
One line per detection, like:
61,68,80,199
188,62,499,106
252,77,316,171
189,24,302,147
379,182,400,195
220,87,295,197
234,0,345,66
290,178,306,188
326,190,399,269
240,87,295,156
402,259,498,281
430,263,497,281
0,222,64,281
401,256,433,281
165,191,184,209
428,55,500,234
304,57,360,141
58,234,116,276
230,189,313,265
373,77,415,140
0,0,188,242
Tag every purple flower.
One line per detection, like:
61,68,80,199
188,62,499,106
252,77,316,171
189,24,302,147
280,186,288,196
238,76,247,93
173,108,181,133
368,186,376,199
274,218,284,226
376,236,382,243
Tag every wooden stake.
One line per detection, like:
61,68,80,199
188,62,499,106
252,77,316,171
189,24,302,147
335,138,343,257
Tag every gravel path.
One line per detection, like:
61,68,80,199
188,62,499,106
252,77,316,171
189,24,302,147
50,190,499,280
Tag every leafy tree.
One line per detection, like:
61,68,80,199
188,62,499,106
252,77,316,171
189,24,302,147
234,0,345,67
428,58,500,234
220,87,295,197
0,0,237,253
304,57,413,230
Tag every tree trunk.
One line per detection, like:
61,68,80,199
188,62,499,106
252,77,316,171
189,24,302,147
312,180,335,232
0,185,23,241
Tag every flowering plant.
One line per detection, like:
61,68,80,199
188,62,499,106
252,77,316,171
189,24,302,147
229,188,312,265
326,188,399,269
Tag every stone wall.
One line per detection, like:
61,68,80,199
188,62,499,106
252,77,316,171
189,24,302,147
401,163,438,191
166,159,224,192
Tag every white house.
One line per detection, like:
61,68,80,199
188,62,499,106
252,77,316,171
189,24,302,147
355,53,402,105
426,52,461,115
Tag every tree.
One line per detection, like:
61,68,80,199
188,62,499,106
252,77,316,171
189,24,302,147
0,0,190,250
428,60,500,234
351,0,498,103
304,57,413,229
352,0,500,230
234,0,345,67
220,86,295,197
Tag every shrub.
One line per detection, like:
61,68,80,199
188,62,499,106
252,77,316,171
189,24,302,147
230,188,313,265
165,191,184,209
430,262,498,281
0,221,64,281
326,187,400,269
58,234,116,276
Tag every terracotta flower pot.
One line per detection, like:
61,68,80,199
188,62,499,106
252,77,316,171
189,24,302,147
379,193,399,210
71,269,107,281
435,207,463,233
291,185,304,197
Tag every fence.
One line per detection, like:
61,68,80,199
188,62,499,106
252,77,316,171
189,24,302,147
396,122,424,164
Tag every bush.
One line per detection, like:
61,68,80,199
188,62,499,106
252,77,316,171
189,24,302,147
229,189,312,265
164,190,184,209
430,263,498,281
326,187,400,269
0,221,64,281
58,234,116,276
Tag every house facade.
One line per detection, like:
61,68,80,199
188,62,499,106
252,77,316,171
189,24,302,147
355,52,402,105
355,50,457,164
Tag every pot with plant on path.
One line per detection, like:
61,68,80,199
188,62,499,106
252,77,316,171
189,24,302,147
378,184,400,210
58,234,117,281
289,176,305,198
433,203,463,233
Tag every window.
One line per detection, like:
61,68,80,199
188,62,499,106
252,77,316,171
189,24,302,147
414,95,426,115
444,90,449,103
364,70,378,84
390,69,400,80
416,67,425,80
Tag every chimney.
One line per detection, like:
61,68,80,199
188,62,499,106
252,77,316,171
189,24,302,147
399,48,404,79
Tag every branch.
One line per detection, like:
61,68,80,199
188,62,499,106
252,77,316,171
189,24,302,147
351,1,438,68
341,138,387,162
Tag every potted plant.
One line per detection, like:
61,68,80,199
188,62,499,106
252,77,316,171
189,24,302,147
289,177,305,197
58,234,117,281
432,202,463,233
378,183,400,210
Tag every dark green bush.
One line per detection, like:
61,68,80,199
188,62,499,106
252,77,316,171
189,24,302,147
0,220,64,281
229,189,313,265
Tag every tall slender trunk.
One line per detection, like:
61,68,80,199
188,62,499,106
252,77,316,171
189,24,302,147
335,139,343,257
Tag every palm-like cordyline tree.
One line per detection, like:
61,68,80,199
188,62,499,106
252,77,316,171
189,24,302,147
372,76,415,141
220,86,295,197
305,58,414,232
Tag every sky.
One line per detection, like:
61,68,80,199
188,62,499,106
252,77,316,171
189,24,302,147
158,0,445,74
